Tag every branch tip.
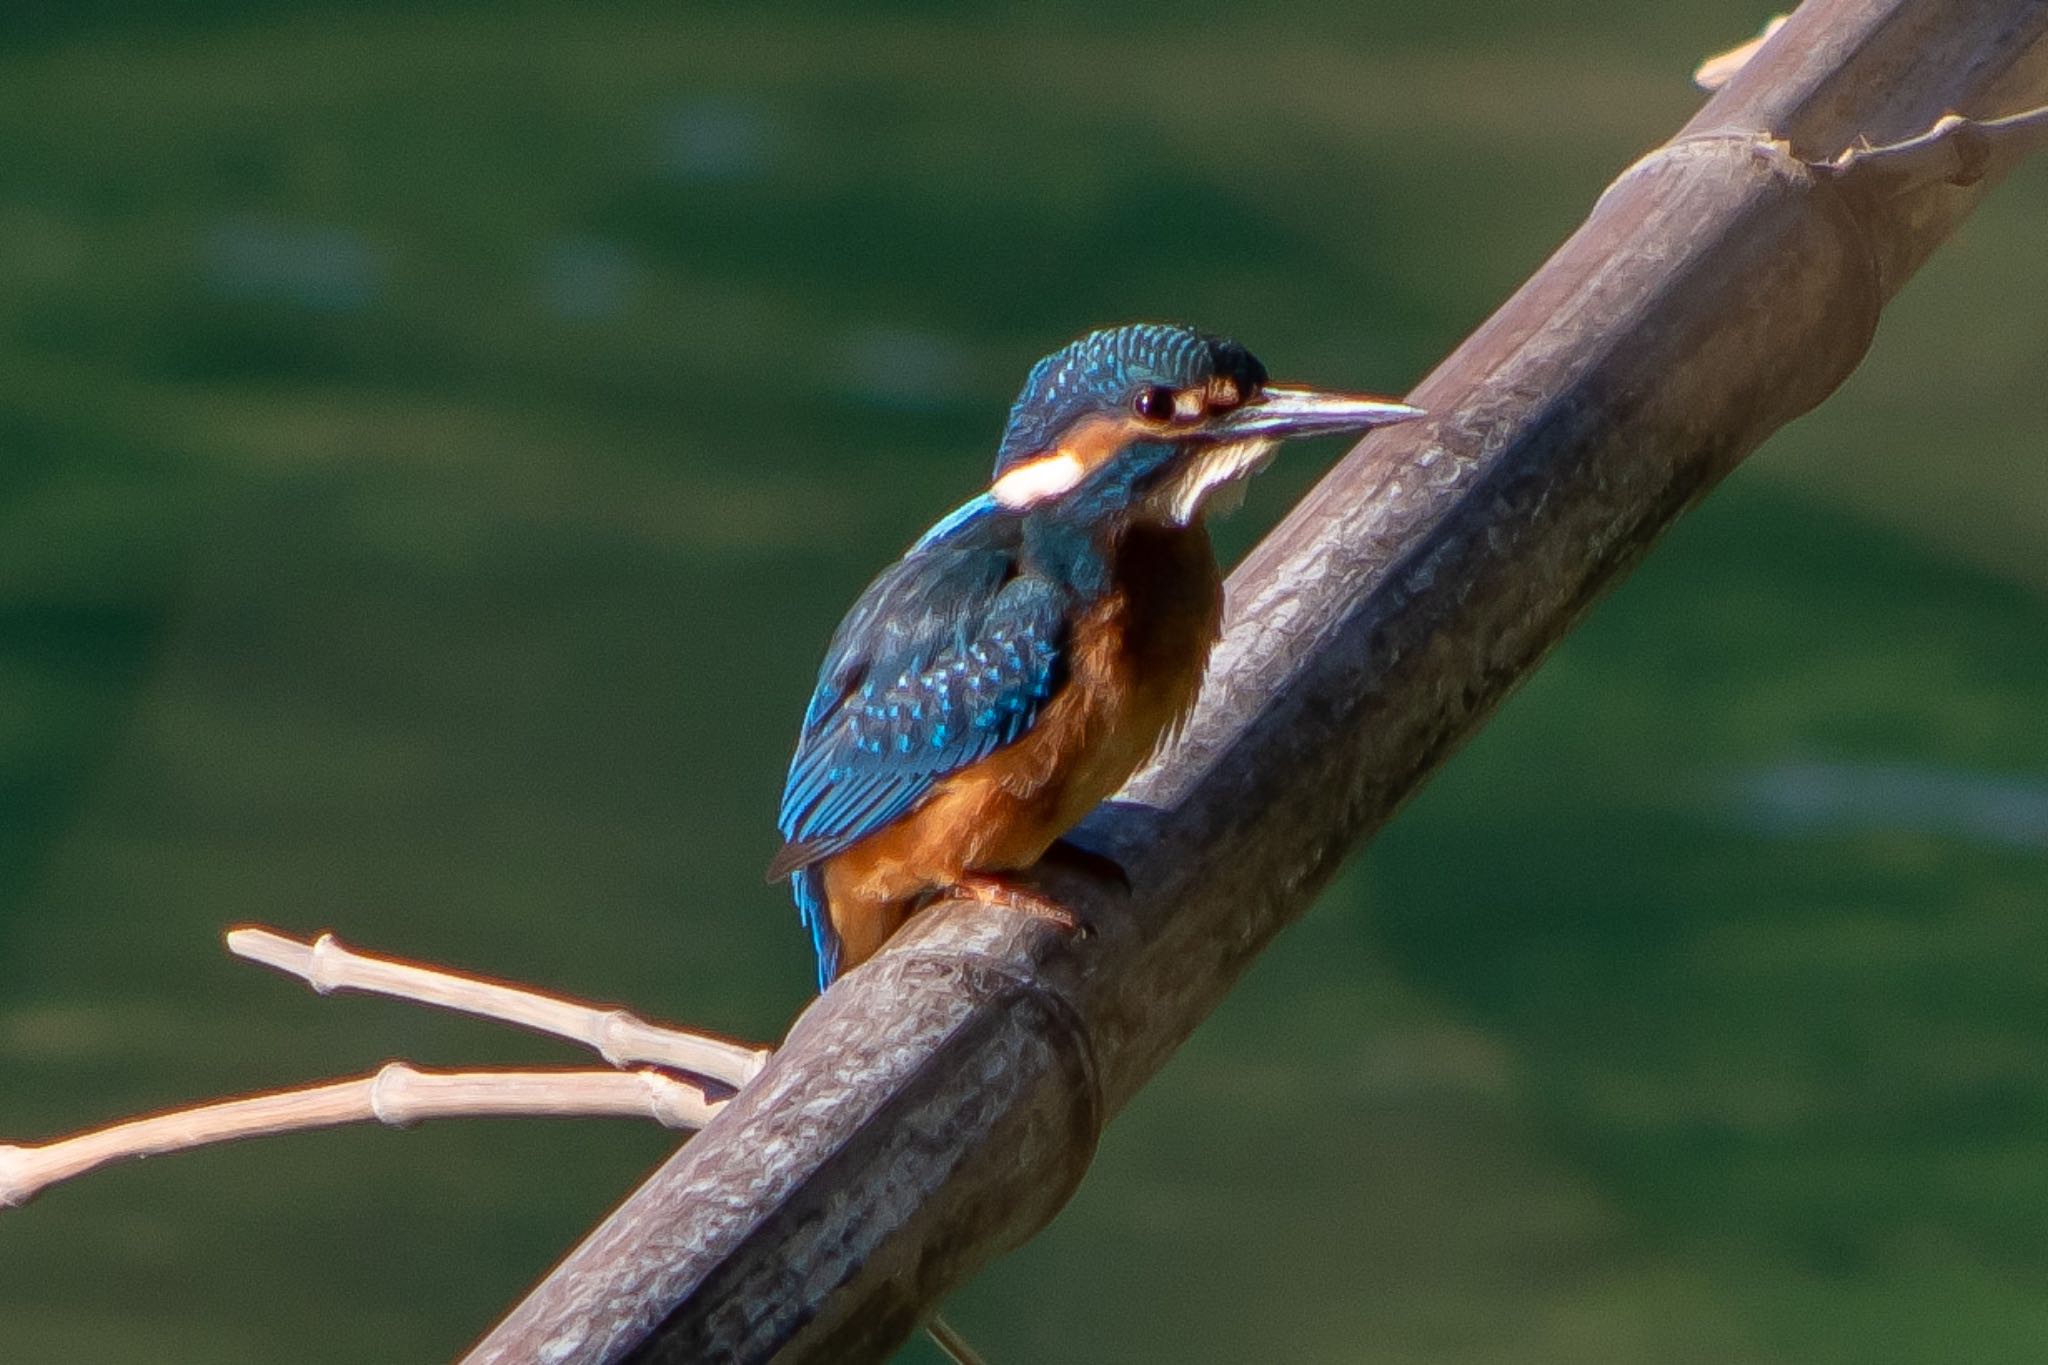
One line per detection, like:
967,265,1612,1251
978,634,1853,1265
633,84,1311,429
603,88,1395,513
0,1146,29,1209
1694,14,1788,92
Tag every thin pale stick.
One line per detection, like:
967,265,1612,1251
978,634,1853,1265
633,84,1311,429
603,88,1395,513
1694,14,1788,92
926,1314,992,1365
0,1064,720,1209
227,927,771,1089
1823,103,2048,193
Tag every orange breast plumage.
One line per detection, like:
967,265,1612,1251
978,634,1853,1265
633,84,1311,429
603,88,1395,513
812,522,1222,976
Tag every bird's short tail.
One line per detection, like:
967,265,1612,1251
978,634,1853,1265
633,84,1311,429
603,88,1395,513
791,864,840,992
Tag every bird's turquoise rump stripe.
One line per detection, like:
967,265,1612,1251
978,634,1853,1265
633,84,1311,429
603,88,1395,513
911,492,998,550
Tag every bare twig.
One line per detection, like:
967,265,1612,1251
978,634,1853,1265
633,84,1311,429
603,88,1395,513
0,927,754,1210
0,1063,718,1209
7,929,988,1365
1821,104,2048,193
1693,15,2048,192
1694,13,1788,91
228,927,771,1089
925,1316,992,1365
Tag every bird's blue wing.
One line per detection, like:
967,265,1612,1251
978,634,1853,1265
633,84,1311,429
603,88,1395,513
773,509,1070,987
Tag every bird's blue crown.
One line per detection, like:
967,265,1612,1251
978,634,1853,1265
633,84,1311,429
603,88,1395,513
991,323,1268,477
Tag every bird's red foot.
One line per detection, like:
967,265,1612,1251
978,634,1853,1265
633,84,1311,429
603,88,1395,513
955,873,1095,940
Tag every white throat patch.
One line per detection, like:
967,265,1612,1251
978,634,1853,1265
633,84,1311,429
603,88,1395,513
1152,438,1278,526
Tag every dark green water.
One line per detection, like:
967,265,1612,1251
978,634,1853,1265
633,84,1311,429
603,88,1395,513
1,4,2045,1361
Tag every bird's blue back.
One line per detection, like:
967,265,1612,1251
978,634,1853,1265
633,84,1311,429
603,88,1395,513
775,499,1083,986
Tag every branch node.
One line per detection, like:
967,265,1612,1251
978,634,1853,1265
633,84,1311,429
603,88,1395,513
639,1071,710,1130
308,931,348,995
595,1009,640,1069
368,1062,423,1129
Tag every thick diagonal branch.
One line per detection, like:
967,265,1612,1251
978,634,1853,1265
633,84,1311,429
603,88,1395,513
472,3,2048,1361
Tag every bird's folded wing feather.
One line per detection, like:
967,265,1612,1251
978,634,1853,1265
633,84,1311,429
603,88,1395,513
772,521,1070,879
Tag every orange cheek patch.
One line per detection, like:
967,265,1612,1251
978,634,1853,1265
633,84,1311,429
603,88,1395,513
1056,412,1144,474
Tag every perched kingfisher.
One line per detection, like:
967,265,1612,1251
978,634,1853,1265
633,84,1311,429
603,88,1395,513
769,323,1421,990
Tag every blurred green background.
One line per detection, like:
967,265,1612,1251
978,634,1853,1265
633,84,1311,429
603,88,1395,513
0,2,2044,1361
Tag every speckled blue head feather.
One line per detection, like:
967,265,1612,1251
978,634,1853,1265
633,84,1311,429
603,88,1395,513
992,323,1269,478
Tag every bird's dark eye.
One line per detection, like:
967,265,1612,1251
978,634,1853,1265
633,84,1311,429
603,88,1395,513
1133,385,1179,423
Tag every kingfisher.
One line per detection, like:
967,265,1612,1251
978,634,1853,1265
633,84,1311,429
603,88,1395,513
769,323,1421,990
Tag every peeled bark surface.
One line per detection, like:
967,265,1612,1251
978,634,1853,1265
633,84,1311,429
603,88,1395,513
469,2,2048,1360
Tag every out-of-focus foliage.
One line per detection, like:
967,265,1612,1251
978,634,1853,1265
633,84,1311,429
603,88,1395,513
0,4,2043,1361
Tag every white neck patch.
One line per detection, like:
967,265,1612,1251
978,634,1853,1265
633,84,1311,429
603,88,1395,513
990,450,1086,509
1152,438,1277,525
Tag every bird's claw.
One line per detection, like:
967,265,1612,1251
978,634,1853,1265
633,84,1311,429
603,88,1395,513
955,874,1095,940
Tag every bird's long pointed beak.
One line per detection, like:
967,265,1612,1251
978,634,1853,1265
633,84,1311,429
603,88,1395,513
1214,385,1425,439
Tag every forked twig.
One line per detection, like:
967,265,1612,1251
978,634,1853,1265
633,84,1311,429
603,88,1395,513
0,925,762,1209
0,930,993,1364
